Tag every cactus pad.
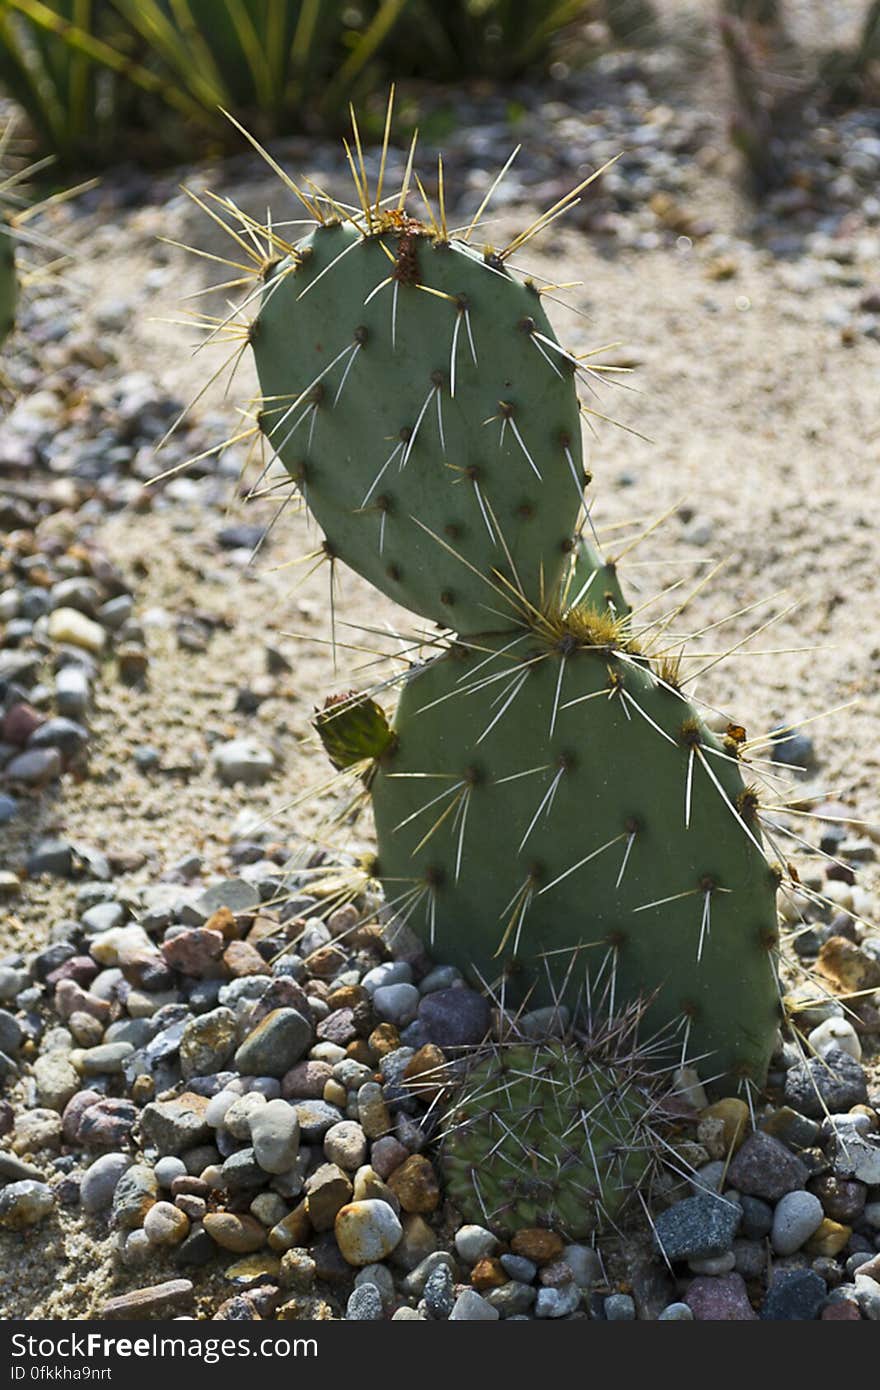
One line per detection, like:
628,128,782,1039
370,619,780,1086
252,220,586,632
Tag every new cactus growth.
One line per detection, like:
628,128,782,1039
186,96,783,1094
441,1041,656,1237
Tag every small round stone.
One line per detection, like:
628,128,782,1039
454,1224,499,1264
334,1199,403,1266
604,1293,636,1321
345,1283,384,1320
659,1302,695,1321
324,1120,368,1171
143,1200,190,1247
372,983,420,1027
0,1180,55,1229
250,1098,300,1174
81,1153,132,1213
154,1156,187,1189
771,1191,825,1256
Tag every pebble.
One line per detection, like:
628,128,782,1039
234,1008,313,1077
214,738,275,786
0,1180,55,1229
346,1284,384,1320
831,1134,880,1186
536,1284,582,1318
807,1018,862,1062
771,1191,825,1255
685,1273,758,1321
203,1212,267,1253
250,1098,301,1174
726,1131,809,1201
423,1263,455,1318
154,1156,187,1188
372,983,420,1027
659,1302,695,1321
761,1269,827,1321
143,1200,190,1246
334,1199,403,1266
101,1280,194,1319
47,607,105,653
783,1048,868,1118
653,1193,741,1262
604,1293,636,1320
449,1288,499,1321
111,1164,158,1229
324,1120,368,1171
417,987,490,1047
81,1153,132,1213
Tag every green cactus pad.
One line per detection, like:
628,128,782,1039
370,621,780,1089
440,1041,657,1237
0,223,15,347
252,220,586,633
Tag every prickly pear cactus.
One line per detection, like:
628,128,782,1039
440,1040,658,1237
195,98,782,1093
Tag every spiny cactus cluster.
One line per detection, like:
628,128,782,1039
186,96,785,1095
433,987,679,1238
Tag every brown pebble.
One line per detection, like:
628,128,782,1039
223,940,269,977
386,1154,440,1214
510,1228,564,1264
368,1023,400,1057
345,1039,374,1066
206,906,239,941
471,1257,508,1290
268,1202,312,1252
303,945,347,978
403,1044,447,1102
327,984,368,1010
101,1279,194,1318
203,1211,267,1253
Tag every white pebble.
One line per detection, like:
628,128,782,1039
807,1017,862,1062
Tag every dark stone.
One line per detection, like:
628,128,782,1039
416,988,490,1049
653,1194,742,1262
784,1048,868,1120
761,1269,826,1321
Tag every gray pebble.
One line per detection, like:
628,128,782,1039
81,1153,132,1213
449,1288,499,1321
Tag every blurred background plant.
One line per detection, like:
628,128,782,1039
0,0,616,167
0,0,878,191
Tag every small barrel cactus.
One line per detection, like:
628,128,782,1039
436,1021,675,1238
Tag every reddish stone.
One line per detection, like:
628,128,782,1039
685,1273,758,1321
160,927,225,977
510,1228,564,1265
2,702,45,746
281,1060,332,1100
223,939,269,977
61,1089,103,1144
46,956,98,988
54,978,111,1023
316,1008,358,1046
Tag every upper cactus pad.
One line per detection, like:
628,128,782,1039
253,220,587,633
